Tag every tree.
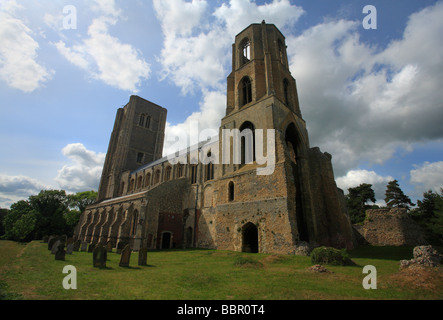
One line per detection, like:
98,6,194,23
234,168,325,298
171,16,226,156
411,189,443,245
29,190,70,239
384,180,415,210
346,183,377,224
67,191,97,213
0,208,8,237
2,200,36,241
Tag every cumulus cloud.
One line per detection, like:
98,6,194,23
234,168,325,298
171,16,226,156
336,169,394,202
55,143,105,193
0,0,53,92
410,161,443,194
154,0,304,151
55,0,150,92
287,2,443,176
0,175,52,208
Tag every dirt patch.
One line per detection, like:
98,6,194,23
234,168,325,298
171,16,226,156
388,266,443,293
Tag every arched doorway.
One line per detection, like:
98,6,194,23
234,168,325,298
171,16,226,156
161,232,172,249
242,223,258,253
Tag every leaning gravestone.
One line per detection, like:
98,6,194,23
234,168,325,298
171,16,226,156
55,243,66,261
116,242,126,254
88,243,96,253
119,245,131,267
138,247,148,266
73,240,81,252
106,241,113,253
93,245,107,268
48,236,57,251
66,243,74,255
51,240,61,254
81,242,88,252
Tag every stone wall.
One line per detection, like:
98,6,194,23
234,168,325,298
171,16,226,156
353,208,427,246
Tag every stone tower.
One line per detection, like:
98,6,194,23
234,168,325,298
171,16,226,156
97,95,167,201
211,21,355,253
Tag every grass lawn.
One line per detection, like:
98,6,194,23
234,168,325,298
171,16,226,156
0,240,441,300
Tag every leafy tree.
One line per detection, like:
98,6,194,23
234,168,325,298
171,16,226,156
384,180,415,210
2,200,36,241
346,183,377,224
67,191,97,212
0,208,8,237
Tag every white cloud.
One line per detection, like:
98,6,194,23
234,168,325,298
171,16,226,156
286,2,443,176
0,174,52,208
410,161,443,194
55,1,150,92
336,169,394,201
0,0,53,92
55,143,105,193
155,0,304,150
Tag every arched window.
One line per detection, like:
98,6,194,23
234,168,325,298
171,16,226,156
139,114,145,126
145,116,151,129
228,182,235,202
129,179,135,192
165,166,172,181
240,38,250,64
154,170,161,184
240,121,255,165
137,176,143,189
177,164,184,178
283,78,290,106
278,39,286,65
205,151,214,181
144,173,151,187
191,165,198,184
241,77,252,107
131,210,139,236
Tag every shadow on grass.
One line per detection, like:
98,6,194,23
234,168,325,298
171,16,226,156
348,245,414,261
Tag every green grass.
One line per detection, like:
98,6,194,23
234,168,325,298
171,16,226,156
0,240,441,300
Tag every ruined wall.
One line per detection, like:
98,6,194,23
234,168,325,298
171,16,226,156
354,208,427,246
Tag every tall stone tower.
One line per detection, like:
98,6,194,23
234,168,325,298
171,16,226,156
97,95,167,201
211,21,355,253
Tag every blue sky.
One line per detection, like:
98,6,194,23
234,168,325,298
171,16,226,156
1,0,442,208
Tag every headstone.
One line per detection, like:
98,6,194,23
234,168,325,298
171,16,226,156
106,241,113,253
138,247,148,266
51,240,61,254
73,240,81,252
81,242,88,252
93,245,107,268
66,243,74,255
116,242,126,254
48,236,57,250
119,245,131,267
88,243,96,253
55,243,66,261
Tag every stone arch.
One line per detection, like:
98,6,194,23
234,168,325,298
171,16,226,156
242,222,259,253
240,121,255,164
239,76,253,107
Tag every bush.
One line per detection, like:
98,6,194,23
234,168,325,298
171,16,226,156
310,247,354,266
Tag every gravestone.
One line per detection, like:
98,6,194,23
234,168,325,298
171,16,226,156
93,245,107,268
66,243,74,254
119,245,131,267
116,242,126,254
51,240,61,254
81,242,88,252
48,236,57,251
106,241,113,253
73,240,81,252
138,247,148,266
55,243,66,261
88,243,96,253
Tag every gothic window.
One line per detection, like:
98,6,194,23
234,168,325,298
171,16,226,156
241,77,252,107
191,165,198,184
177,164,184,178
139,114,145,126
283,78,290,106
129,179,135,192
165,166,172,181
240,38,251,65
137,152,144,163
146,173,152,186
154,170,161,184
206,163,214,181
228,182,235,202
278,39,286,66
131,210,139,236
240,121,255,165
137,176,143,189
145,116,151,129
